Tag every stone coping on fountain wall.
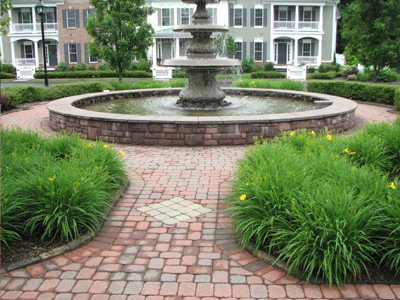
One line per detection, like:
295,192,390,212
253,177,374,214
47,88,358,146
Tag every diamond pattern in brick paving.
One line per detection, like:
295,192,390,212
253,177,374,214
1,104,400,299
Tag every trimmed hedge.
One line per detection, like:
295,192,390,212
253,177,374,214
34,70,152,79
0,72,16,79
307,80,399,104
395,88,400,110
251,71,286,79
1,82,114,109
172,71,188,78
307,71,337,80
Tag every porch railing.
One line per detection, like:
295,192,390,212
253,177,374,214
12,23,34,32
273,21,296,29
298,21,319,30
36,22,58,31
297,56,318,64
15,58,37,66
273,21,320,30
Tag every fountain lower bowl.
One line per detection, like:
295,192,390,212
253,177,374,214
47,88,357,146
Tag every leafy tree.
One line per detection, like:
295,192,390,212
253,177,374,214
336,0,355,54
214,33,238,59
342,0,400,82
1,0,13,35
86,0,155,82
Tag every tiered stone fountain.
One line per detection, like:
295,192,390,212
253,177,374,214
163,0,241,109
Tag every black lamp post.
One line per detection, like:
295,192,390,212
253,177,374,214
35,0,49,87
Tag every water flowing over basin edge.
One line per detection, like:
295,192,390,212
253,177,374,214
47,88,358,146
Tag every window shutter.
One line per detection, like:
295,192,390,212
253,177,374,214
64,44,69,62
229,8,234,27
84,43,89,63
298,42,303,56
170,8,174,26
263,9,268,26
243,42,247,59
243,9,247,26
250,9,254,27
312,10,316,21
274,9,278,21
288,10,291,21
20,45,25,58
77,43,81,63
190,8,194,24
83,9,88,27
250,42,254,58
75,9,80,27
263,42,267,61
213,8,217,24
158,9,162,26
18,12,22,23
299,9,304,21
311,42,315,56
177,8,181,25
62,10,67,28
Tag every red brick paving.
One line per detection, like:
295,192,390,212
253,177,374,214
1,102,399,299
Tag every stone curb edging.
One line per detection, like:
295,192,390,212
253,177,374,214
1,178,130,274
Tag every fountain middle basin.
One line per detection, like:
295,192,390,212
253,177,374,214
47,88,357,146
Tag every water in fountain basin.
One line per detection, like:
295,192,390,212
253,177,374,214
81,95,315,117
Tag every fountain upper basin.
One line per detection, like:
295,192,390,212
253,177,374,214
163,59,241,68
47,88,357,146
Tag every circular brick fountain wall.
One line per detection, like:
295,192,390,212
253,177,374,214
47,88,357,146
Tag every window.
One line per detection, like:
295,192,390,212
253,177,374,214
303,7,312,22
234,8,243,26
162,8,170,26
67,10,76,28
254,8,263,27
69,44,78,63
254,42,262,61
21,11,32,23
279,9,287,21
24,44,33,58
235,42,242,60
303,42,311,56
45,8,57,23
181,8,189,25
206,8,214,25
89,56,98,63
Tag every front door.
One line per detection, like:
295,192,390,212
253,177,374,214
162,42,172,63
47,45,58,66
278,43,287,64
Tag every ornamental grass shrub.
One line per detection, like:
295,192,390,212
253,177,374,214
232,79,304,91
227,119,400,286
0,127,127,245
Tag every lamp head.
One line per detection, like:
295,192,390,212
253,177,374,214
35,1,46,15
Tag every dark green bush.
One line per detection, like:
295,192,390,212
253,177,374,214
377,69,400,82
318,64,327,73
325,63,340,72
307,71,337,79
129,62,138,71
172,71,188,78
264,62,275,72
74,62,87,71
251,71,286,79
0,72,15,79
87,65,96,71
307,67,316,73
242,58,254,73
97,63,112,70
55,62,69,72
0,63,16,74
0,93,11,112
33,70,151,79
394,88,400,110
343,66,359,77
137,58,151,73
307,80,399,104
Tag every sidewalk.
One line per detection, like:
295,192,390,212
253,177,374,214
0,102,399,300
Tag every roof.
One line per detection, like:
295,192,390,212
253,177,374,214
153,27,192,38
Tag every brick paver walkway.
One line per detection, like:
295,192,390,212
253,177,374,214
1,102,399,299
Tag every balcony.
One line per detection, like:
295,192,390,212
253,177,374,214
15,58,37,66
273,21,320,31
11,23,58,33
297,56,318,64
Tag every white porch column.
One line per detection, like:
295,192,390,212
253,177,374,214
0,35,4,63
294,38,298,66
320,6,323,31
175,37,180,59
152,38,157,69
35,40,40,68
8,10,13,33
318,39,322,65
295,6,299,31
32,7,37,33
270,38,274,62
11,41,16,66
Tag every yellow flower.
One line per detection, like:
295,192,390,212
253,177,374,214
147,84,150,87
49,176,55,182
344,148,349,153
311,130,316,135
326,135,332,140
389,182,396,189
336,155,339,158
350,152,356,155
85,143,93,148
103,144,110,149
290,131,295,136
119,150,124,156
240,194,246,201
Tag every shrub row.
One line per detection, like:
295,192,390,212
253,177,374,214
0,72,16,79
172,71,188,78
251,71,286,79
307,71,338,80
232,79,304,91
307,80,399,104
228,120,400,286
1,127,127,245
395,88,400,110
1,82,114,109
34,70,152,79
